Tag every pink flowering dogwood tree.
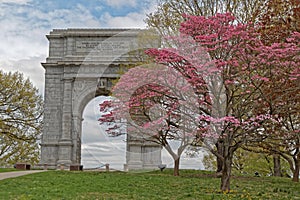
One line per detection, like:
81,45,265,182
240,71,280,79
100,63,204,176
99,13,299,190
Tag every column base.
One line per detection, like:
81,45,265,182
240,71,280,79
127,161,143,170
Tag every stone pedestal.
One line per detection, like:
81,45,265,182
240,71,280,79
105,164,110,172
126,138,162,170
15,163,31,170
70,164,83,171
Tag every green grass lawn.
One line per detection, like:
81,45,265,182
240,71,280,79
0,169,299,199
0,168,17,173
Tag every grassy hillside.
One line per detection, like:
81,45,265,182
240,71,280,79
0,169,299,199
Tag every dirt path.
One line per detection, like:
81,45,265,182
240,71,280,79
0,170,46,180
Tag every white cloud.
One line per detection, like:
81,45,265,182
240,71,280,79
101,12,146,28
100,0,158,28
25,4,102,30
0,3,102,92
81,143,126,169
0,56,45,94
0,4,102,60
94,5,103,12
0,0,31,4
105,0,137,8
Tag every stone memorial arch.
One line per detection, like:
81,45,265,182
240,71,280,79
40,29,162,170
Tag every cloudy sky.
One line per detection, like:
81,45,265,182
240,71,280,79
0,0,203,170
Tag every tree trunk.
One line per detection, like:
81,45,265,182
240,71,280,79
174,157,180,176
217,156,223,173
292,157,299,182
220,149,233,192
273,154,282,177
216,140,224,176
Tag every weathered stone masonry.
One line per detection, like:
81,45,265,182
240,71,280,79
40,29,162,170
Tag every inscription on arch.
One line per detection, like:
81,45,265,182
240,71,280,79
76,40,130,53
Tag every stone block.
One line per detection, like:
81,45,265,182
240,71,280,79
70,165,83,171
15,163,31,170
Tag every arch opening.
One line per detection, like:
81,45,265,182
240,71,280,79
81,96,126,170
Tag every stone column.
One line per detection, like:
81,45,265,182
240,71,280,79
72,115,83,164
126,145,143,169
39,66,63,169
58,78,74,166
142,145,162,169
126,133,143,169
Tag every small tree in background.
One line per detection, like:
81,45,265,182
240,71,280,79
0,70,43,166
249,0,300,182
146,0,265,37
258,0,300,45
203,148,292,177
